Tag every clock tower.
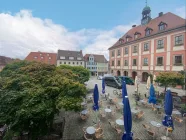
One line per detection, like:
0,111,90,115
141,0,152,25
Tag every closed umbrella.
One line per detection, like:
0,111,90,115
122,96,133,140
148,84,157,104
146,76,151,89
122,80,127,104
102,78,105,94
93,84,99,111
162,89,174,135
134,76,138,92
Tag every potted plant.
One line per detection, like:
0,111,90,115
180,104,186,115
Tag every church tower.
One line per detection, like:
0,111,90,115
141,0,152,25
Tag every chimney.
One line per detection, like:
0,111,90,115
132,25,136,28
159,12,163,17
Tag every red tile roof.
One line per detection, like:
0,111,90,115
109,12,186,50
84,54,108,63
25,52,57,65
0,56,14,66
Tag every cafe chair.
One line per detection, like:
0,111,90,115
174,116,183,126
82,127,87,133
108,119,116,129
99,110,106,119
152,107,157,111
115,104,121,111
165,127,173,137
142,123,150,130
80,113,88,120
95,128,104,139
146,129,155,139
135,111,144,120
84,133,93,140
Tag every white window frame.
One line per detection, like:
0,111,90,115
60,56,65,60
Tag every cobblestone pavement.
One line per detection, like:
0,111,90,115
62,77,186,140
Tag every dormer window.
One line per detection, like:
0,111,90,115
158,21,167,31
145,27,153,36
134,32,141,39
126,35,132,42
119,38,124,44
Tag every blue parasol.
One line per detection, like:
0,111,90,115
93,84,99,111
162,89,174,130
122,96,133,140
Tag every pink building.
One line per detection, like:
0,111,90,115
108,5,186,82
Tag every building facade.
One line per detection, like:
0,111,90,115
109,5,186,81
84,54,108,76
57,50,85,67
0,56,14,71
25,52,57,65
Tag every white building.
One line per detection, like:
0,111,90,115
57,50,85,67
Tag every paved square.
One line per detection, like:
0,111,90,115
62,77,186,140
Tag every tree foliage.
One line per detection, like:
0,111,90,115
155,72,184,91
0,61,86,139
59,65,90,84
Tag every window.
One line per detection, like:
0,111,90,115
40,54,42,56
159,25,165,31
112,61,114,66
175,35,183,46
117,49,120,56
64,62,66,64
124,60,128,66
92,67,94,69
119,39,124,44
68,62,70,64
126,38,129,42
143,58,148,66
49,57,51,59
144,43,149,51
133,59,137,66
77,62,78,64
60,62,62,64
73,62,74,64
81,62,82,65
174,55,182,65
34,56,37,59
77,57,82,60
157,39,164,49
145,30,150,36
125,47,128,54
69,57,74,60
117,60,120,66
133,46,137,53
112,51,115,57
134,34,138,39
157,57,163,66
60,56,65,59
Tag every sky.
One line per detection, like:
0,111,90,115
0,0,185,60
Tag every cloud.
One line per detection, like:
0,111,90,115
0,10,133,60
175,6,186,19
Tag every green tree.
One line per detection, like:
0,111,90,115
179,70,186,90
155,72,184,91
59,65,90,84
0,61,86,139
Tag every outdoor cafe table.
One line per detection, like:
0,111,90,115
81,102,87,106
86,126,96,135
155,105,162,111
118,102,123,106
172,110,181,115
105,108,112,113
81,109,88,115
131,108,141,115
116,119,124,126
150,121,162,133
